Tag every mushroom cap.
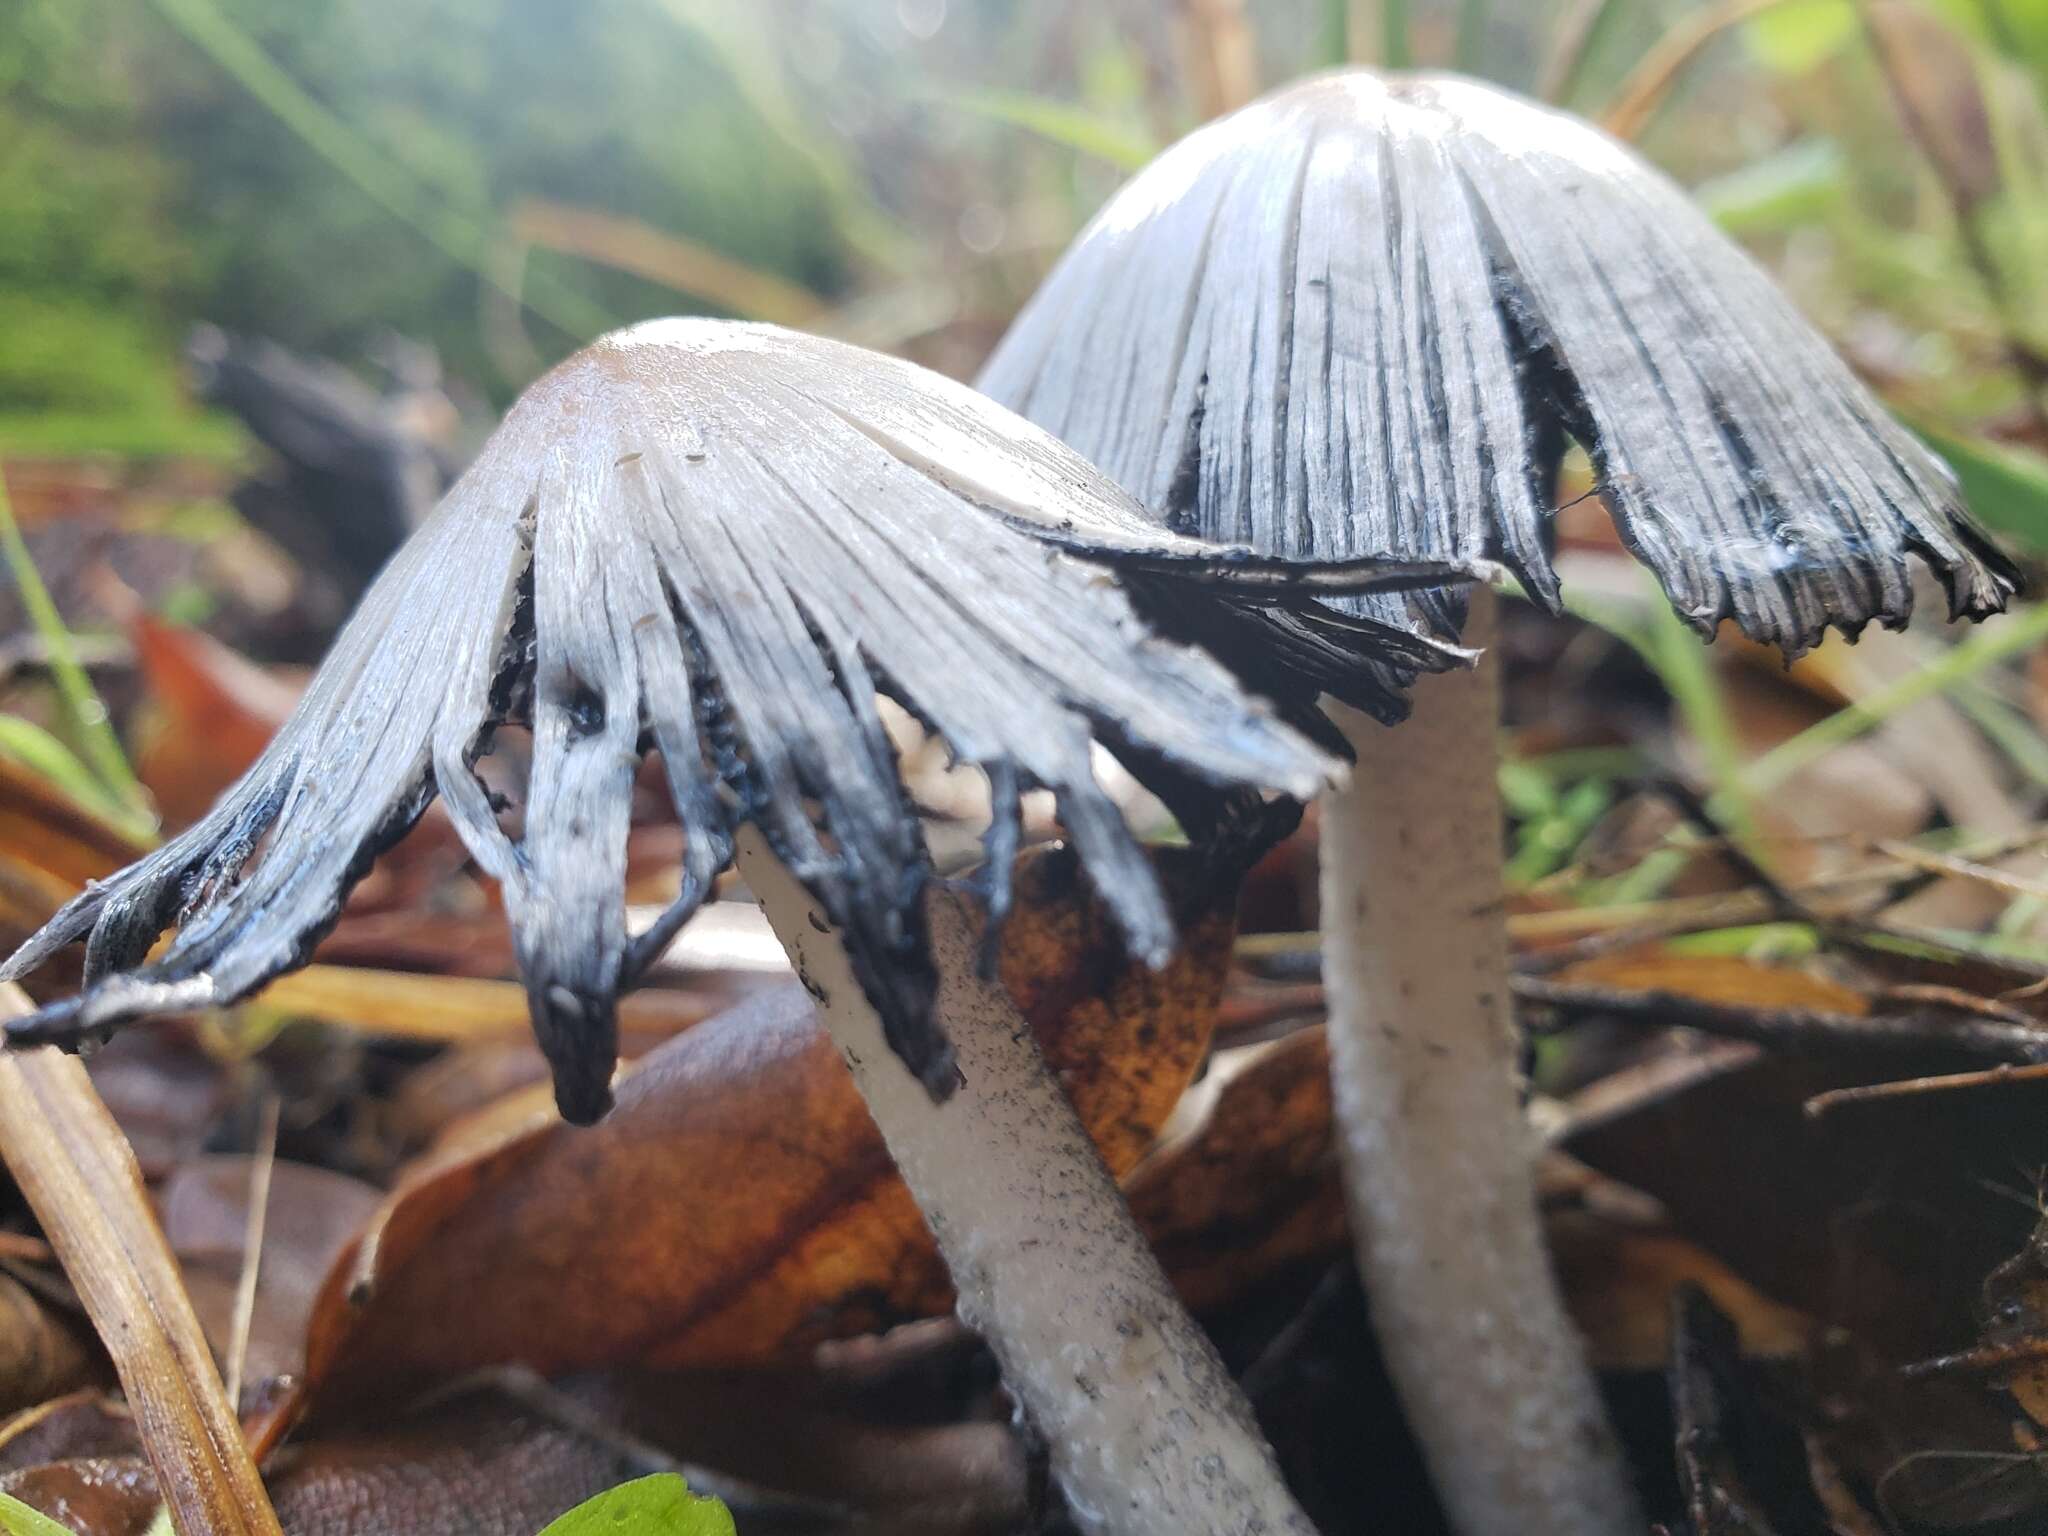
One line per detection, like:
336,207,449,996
2,318,1478,1122
979,69,2020,663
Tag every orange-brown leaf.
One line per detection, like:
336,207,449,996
298,846,1233,1410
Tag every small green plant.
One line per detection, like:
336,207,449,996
537,1475,736,1536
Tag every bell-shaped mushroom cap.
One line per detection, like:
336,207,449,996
1,319,1478,1123
979,70,2021,661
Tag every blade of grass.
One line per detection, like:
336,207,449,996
0,716,149,837
1949,681,2048,789
0,986,282,1536
143,0,614,344
1909,419,2048,554
508,199,826,326
1318,0,1351,67
930,89,1158,170
1541,0,1628,103
0,470,153,839
1379,0,1413,69
1733,602,2048,801
1454,0,1491,74
649,0,908,272
1603,0,1826,141
1645,588,1758,849
0,1492,79,1536
1558,578,1758,848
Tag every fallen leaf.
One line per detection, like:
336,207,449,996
298,846,1233,1410
255,966,716,1047
159,1159,381,1403
1551,950,1870,1014
128,616,295,829
1549,1210,1809,1372
1126,1029,1347,1315
0,1274,102,1419
0,1391,646,1536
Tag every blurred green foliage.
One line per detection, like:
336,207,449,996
0,0,854,431
0,3,191,438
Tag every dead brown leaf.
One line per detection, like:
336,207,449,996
0,1273,102,1418
296,846,1234,1411
1550,951,1869,1015
129,614,296,828
0,1390,642,1536
1126,1029,1347,1316
161,1158,382,1406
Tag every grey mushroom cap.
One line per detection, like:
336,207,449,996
979,69,2021,665
1,318,1480,1124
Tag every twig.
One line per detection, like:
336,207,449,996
0,985,281,1536
1173,0,1259,120
1900,1334,2048,1383
1804,1061,2048,1117
509,200,825,326
1516,976,2048,1067
1873,838,2048,905
223,1095,280,1411
1603,0,1817,140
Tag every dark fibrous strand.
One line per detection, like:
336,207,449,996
0,319,1478,1122
978,71,2021,662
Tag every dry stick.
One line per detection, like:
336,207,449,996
0,987,281,1536
1805,1061,2048,1118
737,828,1313,1536
1321,591,1643,1536
1516,976,2048,1066
1601,0,1814,140
224,1095,280,1410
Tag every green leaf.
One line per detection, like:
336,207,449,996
0,714,147,834
0,470,156,843
1696,138,1847,235
1744,0,1858,74
0,1491,80,1536
0,714,106,804
1911,419,2048,553
931,89,1157,170
537,1475,737,1536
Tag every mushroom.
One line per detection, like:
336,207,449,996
2,318,1482,1536
979,70,2021,1536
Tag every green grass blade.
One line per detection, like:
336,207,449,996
144,0,614,343
932,89,1158,170
0,469,153,837
1735,603,2048,800
1454,0,1491,73
1911,418,2048,554
0,1490,81,1535
1380,0,1413,68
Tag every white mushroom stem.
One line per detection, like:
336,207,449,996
1320,588,1641,1535
737,828,1313,1536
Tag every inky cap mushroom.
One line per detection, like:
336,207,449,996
2,319,1478,1122
980,70,2021,657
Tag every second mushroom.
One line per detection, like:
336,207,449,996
980,68,2020,1536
